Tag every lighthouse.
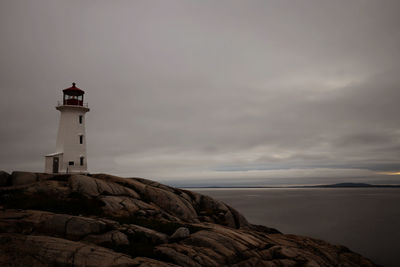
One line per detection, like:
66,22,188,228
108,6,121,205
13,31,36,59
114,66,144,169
45,83,90,173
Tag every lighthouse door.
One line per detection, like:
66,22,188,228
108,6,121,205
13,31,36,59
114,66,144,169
53,157,59,173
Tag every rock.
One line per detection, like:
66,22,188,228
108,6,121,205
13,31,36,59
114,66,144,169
130,257,179,267
250,224,281,234
0,172,377,267
0,210,109,241
69,174,140,198
25,179,71,197
0,171,10,186
36,172,59,181
91,173,148,196
170,227,190,240
99,195,161,218
84,230,130,246
0,233,140,267
64,216,107,240
125,224,169,244
144,186,198,221
189,191,250,229
155,246,202,267
92,173,250,228
10,171,37,186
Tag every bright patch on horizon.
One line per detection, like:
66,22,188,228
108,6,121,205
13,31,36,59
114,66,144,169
378,171,400,176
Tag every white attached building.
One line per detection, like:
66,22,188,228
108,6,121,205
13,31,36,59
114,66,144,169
45,83,90,173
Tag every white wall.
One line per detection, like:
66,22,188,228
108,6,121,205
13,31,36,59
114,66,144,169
44,156,52,173
55,105,89,173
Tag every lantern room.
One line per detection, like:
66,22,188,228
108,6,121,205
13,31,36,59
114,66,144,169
63,82,85,106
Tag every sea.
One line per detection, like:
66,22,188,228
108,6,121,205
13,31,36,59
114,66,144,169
191,188,400,267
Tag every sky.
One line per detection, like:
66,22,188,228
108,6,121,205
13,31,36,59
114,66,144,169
1,0,399,186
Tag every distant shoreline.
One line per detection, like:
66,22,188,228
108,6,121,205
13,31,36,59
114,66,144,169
181,183,400,189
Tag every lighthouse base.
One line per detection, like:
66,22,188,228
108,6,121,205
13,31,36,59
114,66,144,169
45,152,88,174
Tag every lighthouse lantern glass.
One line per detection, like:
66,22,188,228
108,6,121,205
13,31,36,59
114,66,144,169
63,93,84,106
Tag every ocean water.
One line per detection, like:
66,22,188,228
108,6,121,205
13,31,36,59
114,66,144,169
191,188,400,267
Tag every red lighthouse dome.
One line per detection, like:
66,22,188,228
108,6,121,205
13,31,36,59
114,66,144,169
63,82,85,106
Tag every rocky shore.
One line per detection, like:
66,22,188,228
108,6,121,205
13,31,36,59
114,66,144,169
0,171,376,266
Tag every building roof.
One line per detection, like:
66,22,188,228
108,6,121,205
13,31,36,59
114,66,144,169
63,82,85,96
45,152,64,157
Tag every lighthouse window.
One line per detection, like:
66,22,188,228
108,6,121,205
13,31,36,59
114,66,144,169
80,157,84,166
79,135,83,144
79,115,83,124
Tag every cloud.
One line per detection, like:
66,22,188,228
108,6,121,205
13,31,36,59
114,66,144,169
0,0,399,184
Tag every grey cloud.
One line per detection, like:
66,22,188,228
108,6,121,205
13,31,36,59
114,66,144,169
334,132,398,148
1,0,400,184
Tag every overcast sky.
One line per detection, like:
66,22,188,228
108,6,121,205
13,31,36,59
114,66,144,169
1,0,399,185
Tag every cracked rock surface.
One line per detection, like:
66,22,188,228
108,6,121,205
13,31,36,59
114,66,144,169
0,171,377,266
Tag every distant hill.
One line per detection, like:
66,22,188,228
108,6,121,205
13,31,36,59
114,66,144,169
307,183,400,188
181,182,400,189
314,182,372,188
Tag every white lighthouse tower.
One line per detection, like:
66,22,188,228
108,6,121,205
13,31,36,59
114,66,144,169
45,83,90,173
